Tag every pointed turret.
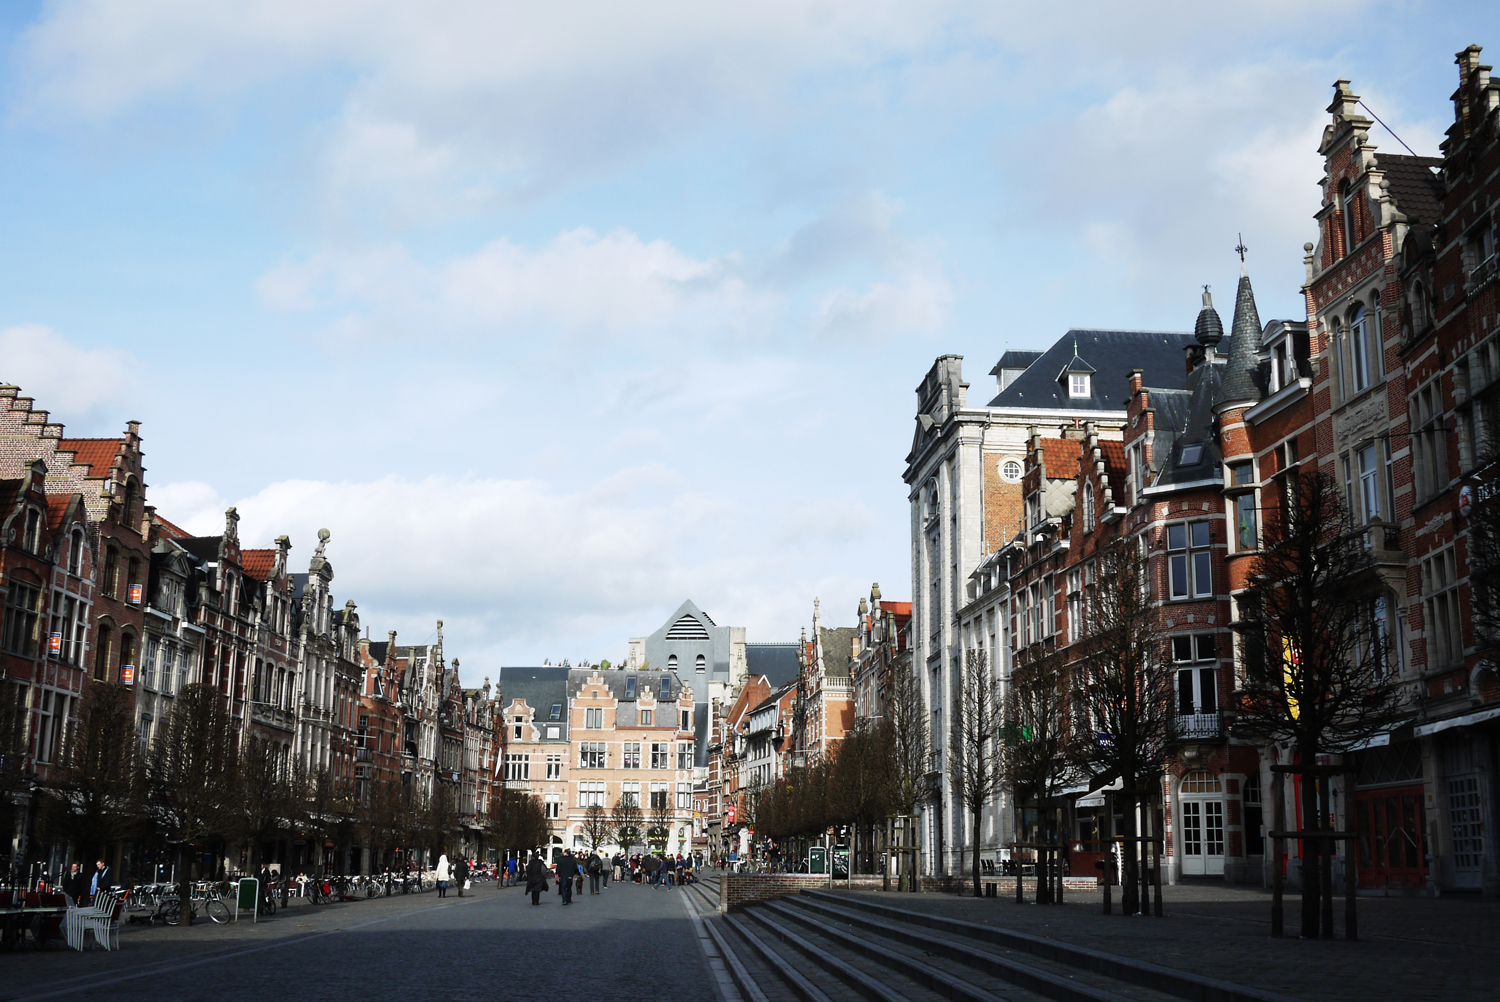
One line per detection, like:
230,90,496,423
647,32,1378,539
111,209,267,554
1218,267,1264,409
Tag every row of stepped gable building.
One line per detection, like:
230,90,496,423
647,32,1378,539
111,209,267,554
0,386,502,882
907,46,1500,895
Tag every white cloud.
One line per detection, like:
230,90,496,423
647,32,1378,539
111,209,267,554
0,323,140,423
814,270,952,342
145,469,887,678
258,227,775,344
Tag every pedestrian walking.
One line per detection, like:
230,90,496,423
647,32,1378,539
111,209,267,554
61,862,88,904
557,850,578,904
90,859,112,899
456,856,470,897
601,854,611,887
436,854,451,898
525,853,549,905
586,852,602,894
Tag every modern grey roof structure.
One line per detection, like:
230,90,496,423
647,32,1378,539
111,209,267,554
637,599,734,681
986,329,1200,409
745,643,800,687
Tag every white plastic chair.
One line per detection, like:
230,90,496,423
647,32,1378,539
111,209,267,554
84,896,124,951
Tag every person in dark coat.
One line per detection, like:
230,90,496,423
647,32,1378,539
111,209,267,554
455,857,470,897
524,854,550,906
586,852,602,894
61,862,89,904
556,850,578,905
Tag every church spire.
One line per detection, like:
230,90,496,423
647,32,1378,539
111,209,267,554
1218,265,1265,409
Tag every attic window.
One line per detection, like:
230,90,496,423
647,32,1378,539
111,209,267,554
1068,374,1091,398
1001,460,1022,482
625,676,637,699
1180,445,1205,465
696,654,706,672
549,703,562,721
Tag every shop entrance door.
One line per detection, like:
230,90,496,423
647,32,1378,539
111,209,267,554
1179,771,1224,876
1354,786,1426,890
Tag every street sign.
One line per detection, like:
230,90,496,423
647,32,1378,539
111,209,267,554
237,877,259,923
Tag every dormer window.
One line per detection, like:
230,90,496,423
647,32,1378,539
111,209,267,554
1069,374,1090,398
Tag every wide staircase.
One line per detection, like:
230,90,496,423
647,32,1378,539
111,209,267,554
681,875,1298,1002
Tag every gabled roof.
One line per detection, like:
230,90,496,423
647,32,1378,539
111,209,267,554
154,515,193,540
745,644,800,687
1377,154,1445,226
1039,438,1082,477
818,626,858,678
991,350,1043,373
987,330,1197,410
46,493,80,531
56,438,123,478
241,548,276,581
1098,440,1127,498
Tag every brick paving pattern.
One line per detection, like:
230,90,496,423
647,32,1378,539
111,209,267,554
0,878,720,1002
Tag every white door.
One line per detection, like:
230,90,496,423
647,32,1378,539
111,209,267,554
1178,770,1225,877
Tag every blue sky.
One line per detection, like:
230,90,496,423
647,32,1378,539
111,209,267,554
0,2,1489,678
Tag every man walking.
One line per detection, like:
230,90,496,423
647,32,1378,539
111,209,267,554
586,853,602,895
456,856,470,897
90,859,112,900
62,862,88,904
557,850,578,905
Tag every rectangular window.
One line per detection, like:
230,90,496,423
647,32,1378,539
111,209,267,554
545,794,560,819
549,703,562,721
1167,521,1213,598
505,753,530,781
622,742,641,768
1235,492,1257,551
621,781,640,806
649,783,668,809
142,637,158,690
677,783,691,809
1171,633,1219,715
1358,444,1381,522
545,725,560,740
577,781,606,808
678,742,693,770
3,583,40,656
1423,550,1465,668
1066,569,1083,641
681,709,691,731
585,707,603,729
650,742,669,769
579,741,607,769
641,709,653,727
625,676,637,699
546,754,562,780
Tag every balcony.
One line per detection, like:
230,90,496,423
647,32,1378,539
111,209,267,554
355,747,372,763
1170,713,1224,741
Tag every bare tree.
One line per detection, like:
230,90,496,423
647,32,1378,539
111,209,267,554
882,661,929,889
487,787,550,858
235,735,295,874
0,680,28,882
1463,457,1500,656
1002,645,1079,899
611,794,644,858
38,680,143,864
581,802,614,853
648,799,676,853
953,649,1004,897
145,683,238,926
1233,471,1405,938
1071,536,1173,914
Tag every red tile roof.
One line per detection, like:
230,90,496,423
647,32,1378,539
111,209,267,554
241,548,276,581
1039,438,1082,477
155,516,193,540
56,438,122,478
45,494,76,531
879,601,912,616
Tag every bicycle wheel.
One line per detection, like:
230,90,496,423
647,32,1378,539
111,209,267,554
366,881,379,898
206,898,231,924
260,896,277,917
160,899,180,925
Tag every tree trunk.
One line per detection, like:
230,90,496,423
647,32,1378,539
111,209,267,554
972,806,982,898
1122,789,1139,914
176,847,194,929
1297,748,1320,938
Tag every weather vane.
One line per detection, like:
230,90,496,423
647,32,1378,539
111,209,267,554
1235,233,1248,262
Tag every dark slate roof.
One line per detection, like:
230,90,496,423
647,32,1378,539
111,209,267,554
991,350,1044,374
819,627,858,678
567,668,683,703
368,641,388,663
1219,272,1265,406
1152,357,1224,488
1140,388,1191,480
1377,154,1445,226
178,536,222,562
499,666,573,725
745,644,801,687
986,330,1197,409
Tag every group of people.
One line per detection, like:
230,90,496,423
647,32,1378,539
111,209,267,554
512,849,699,905
59,860,112,905
433,854,478,898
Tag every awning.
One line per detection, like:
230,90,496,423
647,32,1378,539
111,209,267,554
1413,706,1500,737
1074,778,1123,808
1345,732,1391,751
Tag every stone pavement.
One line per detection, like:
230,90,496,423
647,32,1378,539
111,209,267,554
0,877,720,1002
832,881,1500,1002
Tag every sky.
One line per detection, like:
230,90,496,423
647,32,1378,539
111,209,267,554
0,2,1490,680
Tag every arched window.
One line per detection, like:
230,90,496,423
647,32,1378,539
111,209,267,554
23,508,41,553
1081,482,1095,532
94,622,113,681
695,654,706,672
68,529,84,576
667,654,678,671
1181,770,1222,794
121,479,138,529
120,631,136,677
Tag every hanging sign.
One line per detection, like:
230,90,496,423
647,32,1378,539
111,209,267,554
48,633,62,656
120,665,136,686
128,583,144,604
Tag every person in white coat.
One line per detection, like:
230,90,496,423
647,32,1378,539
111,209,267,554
436,854,451,898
